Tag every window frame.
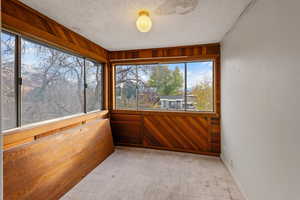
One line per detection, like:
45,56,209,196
84,58,104,113
1,31,19,129
113,59,216,113
1,30,104,130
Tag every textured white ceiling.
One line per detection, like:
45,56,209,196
20,0,251,51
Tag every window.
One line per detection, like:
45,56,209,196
0,31,103,130
187,62,213,112
115,65,137,110
138,63,185,111
115,61,214,112
85,59,103,112
21,39,85,125
1,32,17,130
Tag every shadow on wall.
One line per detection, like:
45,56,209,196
155,0,199,15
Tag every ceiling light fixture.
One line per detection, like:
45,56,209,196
136,10,152,33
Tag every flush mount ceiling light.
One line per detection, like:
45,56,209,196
136,10,152,33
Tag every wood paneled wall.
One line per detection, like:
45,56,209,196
111,111,220,156
109,44,221,156
1,0,108,63
3,118,114,200
3,111,109,150
109,43,220,63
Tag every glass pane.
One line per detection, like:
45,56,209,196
138,63,185,111
21,39,84,125
85,60,102,112
186,61,213,112
115,65,137,110
1,32,17,130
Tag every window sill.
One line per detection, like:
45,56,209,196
111,109,219,117
2,110,109,149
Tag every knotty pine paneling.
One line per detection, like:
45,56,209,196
2,0,108,63
3,119,114,200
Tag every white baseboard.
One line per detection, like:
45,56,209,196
221,154,249,200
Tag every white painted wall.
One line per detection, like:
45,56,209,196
221,0,300,199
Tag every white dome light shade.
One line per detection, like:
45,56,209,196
136,11,152,33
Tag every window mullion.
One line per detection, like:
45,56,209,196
84,59,87,113
136,65,139,111
184,62,187,111
16,35,22,127
100,64,104,111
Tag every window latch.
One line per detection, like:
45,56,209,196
84,83,88,88
18,77,23,85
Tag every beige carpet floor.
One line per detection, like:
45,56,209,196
61,146,244,200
